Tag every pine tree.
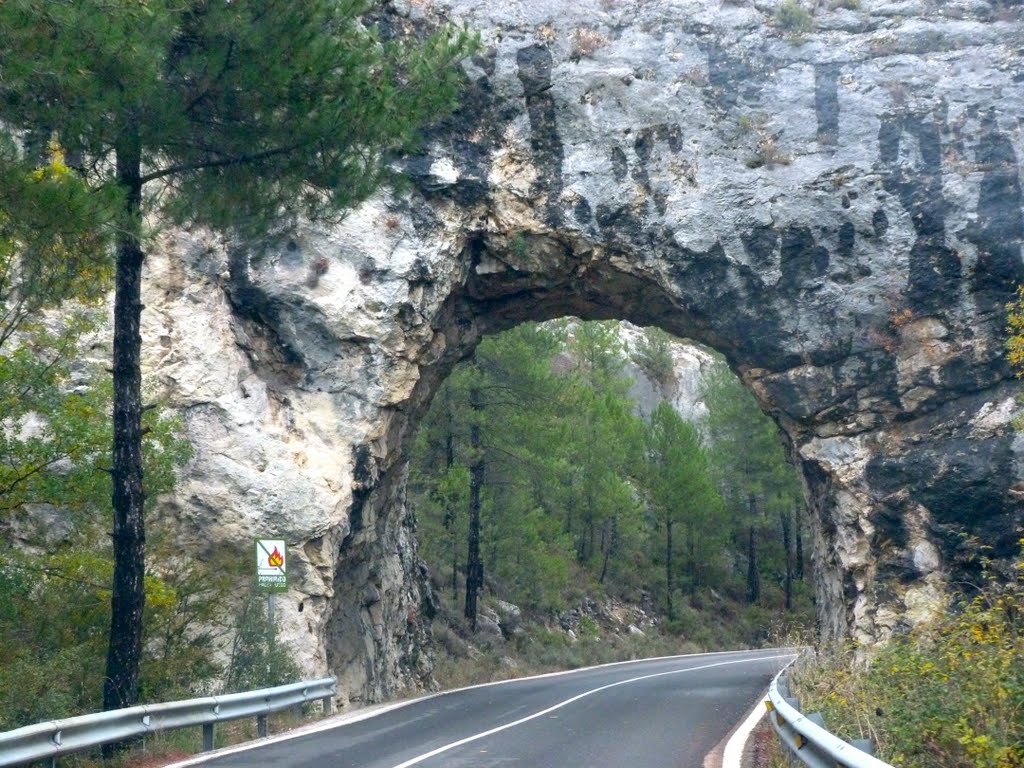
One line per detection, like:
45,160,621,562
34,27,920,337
0,0,475,714
643,402,723,619
701,357,805,606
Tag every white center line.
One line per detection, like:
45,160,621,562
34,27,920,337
387,653,796,768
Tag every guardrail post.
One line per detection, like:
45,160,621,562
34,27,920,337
47,758,56,768
321,695,333,715
202,722,215,752
257,714,268,739
852,738,875,755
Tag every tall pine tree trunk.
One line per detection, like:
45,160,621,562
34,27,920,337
442,390,459,598
688,534,697,595
780,508,793,611
464,385,484,629
795,517,804,581
746,495,761,604
665,518,674,621
598,517,614,584
104,123,147,721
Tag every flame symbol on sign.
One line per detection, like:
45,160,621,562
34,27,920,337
268,547,284,567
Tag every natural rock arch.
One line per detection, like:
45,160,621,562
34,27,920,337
146,0,1024,704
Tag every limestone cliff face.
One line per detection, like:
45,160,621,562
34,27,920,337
616,322,715,422
144,0,1024,702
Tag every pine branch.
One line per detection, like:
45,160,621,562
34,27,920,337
139,141,308,184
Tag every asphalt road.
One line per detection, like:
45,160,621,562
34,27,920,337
195,649,794,768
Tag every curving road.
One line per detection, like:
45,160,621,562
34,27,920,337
182,649,794,768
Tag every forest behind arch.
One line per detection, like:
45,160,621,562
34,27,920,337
409,319,814,653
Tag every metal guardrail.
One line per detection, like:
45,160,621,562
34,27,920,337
766,664,894,768
0,677,336,768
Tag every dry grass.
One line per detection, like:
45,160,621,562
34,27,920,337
569,28,607,61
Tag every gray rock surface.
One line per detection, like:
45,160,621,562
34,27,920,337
143,0,1024,703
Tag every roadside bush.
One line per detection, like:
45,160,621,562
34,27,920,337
794,562,1024,768
223,593,302,693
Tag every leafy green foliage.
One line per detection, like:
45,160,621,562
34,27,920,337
701,356,807,607
0,0,476,713
224,593,302,693
632,327,675,389
0,542,235,729
0,137,114,337
0,0,477,237
775,0,813,34
1006,286,1024,377
644,402,725,618
0,137,116,519
795,560,1024,768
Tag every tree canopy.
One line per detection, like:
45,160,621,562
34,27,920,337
0,0,476,714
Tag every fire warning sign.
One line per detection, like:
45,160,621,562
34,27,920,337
256,539,288,592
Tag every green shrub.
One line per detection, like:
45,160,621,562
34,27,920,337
775,1,813,34
223,593,301,693
794,564,1024,768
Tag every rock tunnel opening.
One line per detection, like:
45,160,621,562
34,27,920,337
308,189,1020,704
405,315,815,667
320,231,843,703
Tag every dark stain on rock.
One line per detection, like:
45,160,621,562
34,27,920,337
344,444,375,546
517,45,565,226
652,191,668,216
781,225,830,285
814,64,840,145
631,128,654,194
655,123,684,153
838,221,856,261
878,114,961,313
610,146,629,181
667,240,798,370
867,435,1023,567
964,110,1024,308
704,44,761,111
872,208,889,238
573,196,593,225
634,127,654,164
225,244,305,371
740,224,779,271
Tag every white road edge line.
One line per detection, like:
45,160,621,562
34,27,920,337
387,653,794,768
722,692,770,768
162,649,795,768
